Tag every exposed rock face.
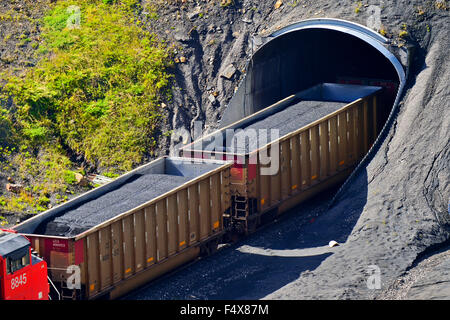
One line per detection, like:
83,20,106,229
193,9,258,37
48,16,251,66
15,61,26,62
6,183,23,194
220,64,237,80
142,0,277,152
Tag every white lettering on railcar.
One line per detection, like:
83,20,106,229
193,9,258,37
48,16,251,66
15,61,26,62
10,273,27,290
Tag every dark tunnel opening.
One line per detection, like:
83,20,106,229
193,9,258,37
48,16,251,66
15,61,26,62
246,28,401,132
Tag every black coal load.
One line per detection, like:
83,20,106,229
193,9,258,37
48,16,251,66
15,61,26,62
41,173,191,237
227,100,346,154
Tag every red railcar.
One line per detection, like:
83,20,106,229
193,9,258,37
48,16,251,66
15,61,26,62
0,229,49,300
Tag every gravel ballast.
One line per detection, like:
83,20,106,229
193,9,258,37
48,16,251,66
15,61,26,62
41,174,192,237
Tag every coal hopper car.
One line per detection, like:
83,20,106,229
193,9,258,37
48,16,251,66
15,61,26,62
181,83,383,234
12,157,232,300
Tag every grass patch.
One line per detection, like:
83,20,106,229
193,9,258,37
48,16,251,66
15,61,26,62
355,2,363,14
0,0,173,217
63,170,78,185
2,0,173,171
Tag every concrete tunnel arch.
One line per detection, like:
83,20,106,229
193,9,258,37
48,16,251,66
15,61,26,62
220,18,406,129
220,18,408,206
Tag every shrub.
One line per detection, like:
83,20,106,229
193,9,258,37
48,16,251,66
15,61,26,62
0,108,15,147
22,125,48,143
38,196,51,206
63,170,77,185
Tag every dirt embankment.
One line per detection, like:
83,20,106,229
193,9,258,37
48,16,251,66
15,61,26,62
0,0,50,76
378,241,450,300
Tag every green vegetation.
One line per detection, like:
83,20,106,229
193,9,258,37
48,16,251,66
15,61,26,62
63,170,78,185
0,0,173,216
220,0,235,8
435,0,448,10
355,1,363,14
0,215,7,226
399,30,408,38
103,172,120,179
399,23,408,38
288,0,300,8
38,196,50,206
0,109,15,146
3,0,172,170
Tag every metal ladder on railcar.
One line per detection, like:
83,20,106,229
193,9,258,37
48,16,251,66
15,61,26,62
59,280,79,300
231,178,259,235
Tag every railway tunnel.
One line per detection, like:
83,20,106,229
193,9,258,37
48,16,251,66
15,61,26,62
219,19,408,211
221,19,407,134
